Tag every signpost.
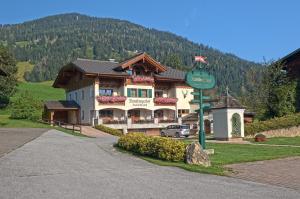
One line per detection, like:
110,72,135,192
185,60,216,149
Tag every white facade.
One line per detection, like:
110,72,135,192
66,77,197,129
212,108,245,140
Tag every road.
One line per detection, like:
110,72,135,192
0,129,299,199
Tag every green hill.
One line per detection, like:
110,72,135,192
0,13,263,95
0,81,64,127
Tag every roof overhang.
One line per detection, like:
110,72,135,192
119,52,167,73
44,100,80,110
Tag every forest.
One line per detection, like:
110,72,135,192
0,13,263,95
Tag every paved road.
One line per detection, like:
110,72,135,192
0,130,299,199
0,128,48,157
227,157,300,191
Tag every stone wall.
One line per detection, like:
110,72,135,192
246,126,300,138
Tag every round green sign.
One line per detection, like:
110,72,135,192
185,70,216,89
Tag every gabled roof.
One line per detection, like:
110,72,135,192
211,92,245,109
279,48,300,64
53,52,187,88
119,52,167,72
72,59,127,76
0,68,7,76
44,100,80,110
155,66,186,80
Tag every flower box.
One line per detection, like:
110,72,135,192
132,76,154,84
97,96,127,104
154,97,178,105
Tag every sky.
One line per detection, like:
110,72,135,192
0,0,299,63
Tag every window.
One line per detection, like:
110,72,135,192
81,90,84,100
155,90,163,97
99,110,113,118
141,89,148,98
75,92,78,102
127,88,152,98
99,89,113,96
81,110,84,120
127,88,137,97
69,93,72,100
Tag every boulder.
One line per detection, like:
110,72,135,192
185,142,211,167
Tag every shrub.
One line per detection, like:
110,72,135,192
95,124,123,136
10,91,42,121
117,133,186,161
245,113,300,136
254,133,267,142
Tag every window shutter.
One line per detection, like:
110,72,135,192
148,89,152,98
127,88,131,97
138,89,142,97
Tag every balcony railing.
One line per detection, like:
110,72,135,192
132,119,155,124
96,96,126,104
154,97,178,105
102,119,127,124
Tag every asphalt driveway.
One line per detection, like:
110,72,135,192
0,129,299,199
0,128,48,157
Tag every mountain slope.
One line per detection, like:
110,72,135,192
0,13,262,95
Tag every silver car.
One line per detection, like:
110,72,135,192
160,125,190,138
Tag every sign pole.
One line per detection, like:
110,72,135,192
199,89,206,149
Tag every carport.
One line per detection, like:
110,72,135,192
43,100,80,124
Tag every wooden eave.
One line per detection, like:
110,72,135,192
119,53,167,73
53,63,84,88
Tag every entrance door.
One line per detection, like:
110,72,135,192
128,110,140,123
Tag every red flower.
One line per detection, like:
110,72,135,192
154,97,178,104
132,76,154,84
97,96,127,103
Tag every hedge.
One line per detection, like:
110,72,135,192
245,113,300,136
117,133,186,161
95,125,123,136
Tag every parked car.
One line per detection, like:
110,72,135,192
160,125,190,138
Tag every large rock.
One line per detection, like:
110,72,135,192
185,142,211,167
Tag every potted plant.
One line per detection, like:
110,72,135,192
254,133,267,142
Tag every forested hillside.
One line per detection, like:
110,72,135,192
0,13,262,95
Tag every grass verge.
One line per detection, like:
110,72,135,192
116,140,300,176
248,136,300,146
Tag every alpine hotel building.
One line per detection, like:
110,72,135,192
45,53,198,135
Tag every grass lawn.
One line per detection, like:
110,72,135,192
12,81,65,102
0,115,89,137
0,81,64,115
248,136,300,146
122,141,300,176
16,61,34,82
0,81,88,137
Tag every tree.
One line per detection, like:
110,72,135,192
163,54,183,69
10,91,42,121
0,45,17,107
265,61,297,117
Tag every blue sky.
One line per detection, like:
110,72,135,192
1,0,299,62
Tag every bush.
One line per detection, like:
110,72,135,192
10,91,42,121
245,113,300,136
117,133,186,161
95,124,123,136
